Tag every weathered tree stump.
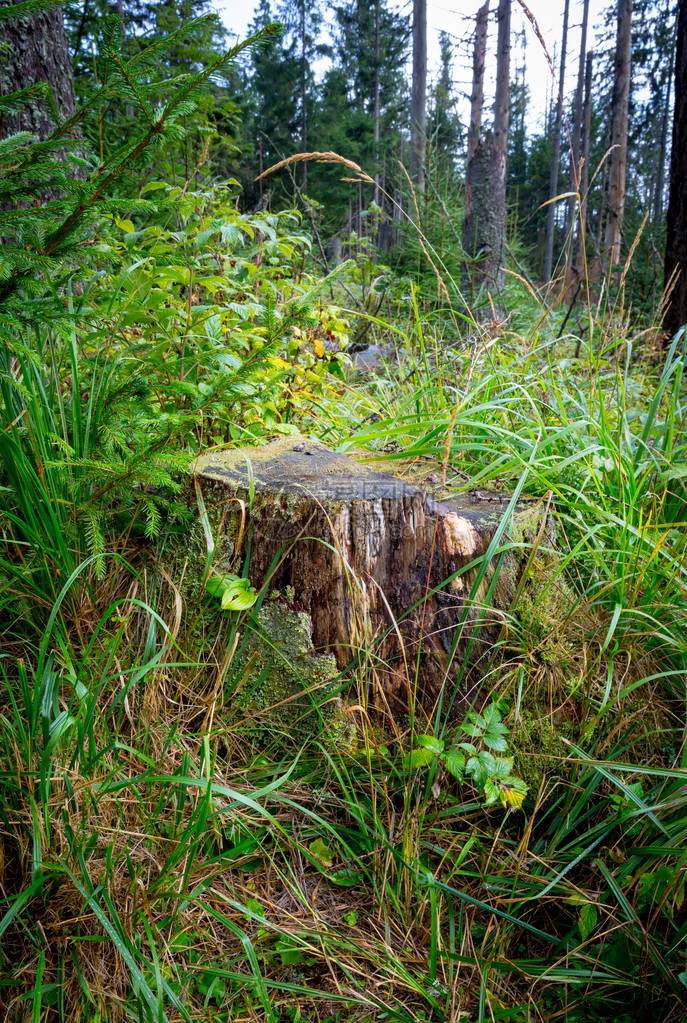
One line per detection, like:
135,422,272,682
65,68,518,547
192,437,551,716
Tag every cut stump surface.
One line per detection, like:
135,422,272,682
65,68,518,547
192,436,552,715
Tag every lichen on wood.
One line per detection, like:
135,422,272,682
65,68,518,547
190,436,553,719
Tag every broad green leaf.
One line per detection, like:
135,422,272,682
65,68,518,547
405,746,437,770
416,734,445,755
309,838,334,868
578,903,597,940
444,750,466,780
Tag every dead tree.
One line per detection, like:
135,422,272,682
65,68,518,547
604,0,633,268
543,0,570,282
574,50,594,273
467,1,489,164
462,0,510,306
664,0,687,339
192,437,552,718
410,0,427,191
567,0,591,263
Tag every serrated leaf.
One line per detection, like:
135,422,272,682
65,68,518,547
404,746,436,770
491,756,514,778
416,734,444,755
483,733,509,752
477,750,498,773
457,742,477,755
444,750,466,780
482,703,502,726
483,779,501,805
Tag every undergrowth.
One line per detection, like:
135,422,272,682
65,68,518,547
1,11,686,1023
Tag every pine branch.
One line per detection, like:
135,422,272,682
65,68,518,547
0,26,276,307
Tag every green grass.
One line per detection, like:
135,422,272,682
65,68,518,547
1,180,686,1022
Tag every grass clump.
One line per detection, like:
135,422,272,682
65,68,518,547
1,25,686,1022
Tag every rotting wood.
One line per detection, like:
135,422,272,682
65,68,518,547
191,436,553,718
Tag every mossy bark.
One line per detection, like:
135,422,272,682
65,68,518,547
190,437,553,717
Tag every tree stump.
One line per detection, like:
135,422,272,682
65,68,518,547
192,436,552,717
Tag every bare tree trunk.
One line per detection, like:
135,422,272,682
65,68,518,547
604,0,633,268
300,0,307,189
462,0,510,307
567,0,590,259
493,0,510,181
492,0,510,291
467,1,489,165
410,0,427,191
0,2,77,140
574,50,593,272
373,1,381,205
664,0,687,339
543,0,570,282
653,19,675,225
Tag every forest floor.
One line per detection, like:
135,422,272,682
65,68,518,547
1,188,686,1023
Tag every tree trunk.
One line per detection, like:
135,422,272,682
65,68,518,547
300,0,307,189
410,0,427,191
653,14,675,227
462,0,509,308
543,0,570,282
574,50,593,273
191,437,552,719
467,1,489,165
567,0,590,261
373,1,381,206
664,0,687,339
604,0,633,268
0,2,77,140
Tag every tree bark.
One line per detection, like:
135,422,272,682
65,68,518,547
373,1,381,205
462,0,509,307
567,0,590,262
543,0,570,282
0,2,77,140
493,0,510,186
192,437,552,718
467,1,489,165
604,0,633,268
653,12,675,227
300,0,307,188
664,0,687,338
410,0,427,191
574,50,593,273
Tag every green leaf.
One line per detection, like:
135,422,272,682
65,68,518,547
274,939,305,966
578,903,597,940
482,703,502,726
221,584,257,611
482,779,501,806
477,750,498,774
405,746,437,770
309,838,334,868
483,732,509,752
416,734,445,755
444,750,466,780
490,756,514,778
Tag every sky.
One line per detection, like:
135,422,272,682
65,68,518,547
214,0,610,131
